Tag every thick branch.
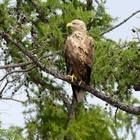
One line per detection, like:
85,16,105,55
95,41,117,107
100,10,140,36
1,31,140,115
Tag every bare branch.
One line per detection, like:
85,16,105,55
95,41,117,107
100,10,140,36
0,79,9,97
0,97,26,103
0,50,62,70
0,61,32,69
1,31,140,115
0,66,36,82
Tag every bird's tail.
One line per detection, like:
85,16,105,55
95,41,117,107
71,85,85,102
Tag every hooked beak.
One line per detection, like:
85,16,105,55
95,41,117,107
66,23,74,28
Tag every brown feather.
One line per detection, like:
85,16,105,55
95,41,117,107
64,19,94,102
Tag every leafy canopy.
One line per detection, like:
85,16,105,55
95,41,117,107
0,0,140,139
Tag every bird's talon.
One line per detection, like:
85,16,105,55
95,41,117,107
67,74,77,82
78,80,85,85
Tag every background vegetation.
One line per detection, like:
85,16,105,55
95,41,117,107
0,0,140,139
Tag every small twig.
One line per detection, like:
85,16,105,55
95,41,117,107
100,10,140,36
56,91,71,111
0,50,62,70
0,61,32,69
114,108,119,125
0,79,9,97
0,97,26,103
95,0,99,5
0,66,36,82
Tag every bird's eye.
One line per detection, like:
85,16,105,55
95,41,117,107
72,22,76,25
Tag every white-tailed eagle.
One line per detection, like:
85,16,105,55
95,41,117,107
64,19,94,102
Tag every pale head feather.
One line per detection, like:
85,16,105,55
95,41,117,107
67,19,87,33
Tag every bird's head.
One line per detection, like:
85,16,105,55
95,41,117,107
66,19,87,33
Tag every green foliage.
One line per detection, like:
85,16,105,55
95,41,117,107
0,122,24,140
66,106,118,140
23,96,125,140
0,0,140,139
92,39,140,99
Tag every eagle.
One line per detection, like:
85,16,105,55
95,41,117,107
64,19,94,102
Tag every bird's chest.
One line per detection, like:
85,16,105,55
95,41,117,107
70,40,87,64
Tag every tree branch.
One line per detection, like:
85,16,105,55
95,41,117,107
0,66,36,82
0,79,9,97
1,31,140,115
0,61,32,69
1,97,26,103
0,50,62,70
56,91,71,111
100,10,140,36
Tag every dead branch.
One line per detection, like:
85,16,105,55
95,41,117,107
0,66,36,82
100,10,140,36
0,97,26,103
1,31,140,115
0,79,9,97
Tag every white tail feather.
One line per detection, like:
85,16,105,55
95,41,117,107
76,90,85,102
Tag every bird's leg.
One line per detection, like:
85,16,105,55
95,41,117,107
67,74,77,82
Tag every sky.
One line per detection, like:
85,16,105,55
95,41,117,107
105,0,140,41
0,0,140,139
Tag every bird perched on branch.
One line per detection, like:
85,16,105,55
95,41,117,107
64,19,94,102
